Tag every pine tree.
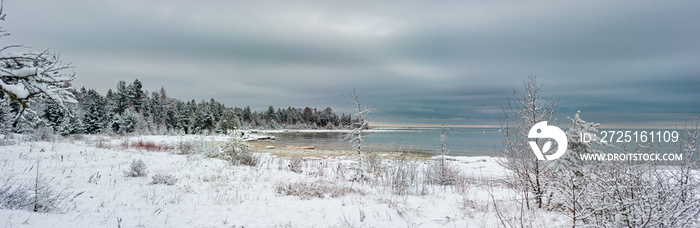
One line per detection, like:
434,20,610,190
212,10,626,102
57,113,83,135
216,108,239,134
128,79,143,112
0,98,12,133
82,89,106,134
116,108,137,134
242,106,252,123
115,81,128,115
42,100,65,132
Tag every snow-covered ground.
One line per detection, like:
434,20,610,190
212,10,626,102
0,134,567,227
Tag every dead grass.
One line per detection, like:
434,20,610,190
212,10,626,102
120,139,174,152
275,180,363,200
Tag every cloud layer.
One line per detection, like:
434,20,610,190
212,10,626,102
4,1,699,126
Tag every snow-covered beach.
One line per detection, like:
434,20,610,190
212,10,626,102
0,133,566,227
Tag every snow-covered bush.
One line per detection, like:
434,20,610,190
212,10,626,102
0,175,67,213
547,113,700,227
176,140,196,155
424,159,460,186
213,137,258,166
30,125,55,142
425,126,460,186
150,174,177,185
125,159,148,177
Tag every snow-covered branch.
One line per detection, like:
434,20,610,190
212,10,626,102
0,6,76,119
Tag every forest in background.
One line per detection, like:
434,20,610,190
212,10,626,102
1,79,354,135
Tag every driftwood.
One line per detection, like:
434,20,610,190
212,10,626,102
287,145,315,150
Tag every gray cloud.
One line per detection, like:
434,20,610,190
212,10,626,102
3,1,699,127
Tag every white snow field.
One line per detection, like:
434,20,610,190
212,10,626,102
0,134,567,227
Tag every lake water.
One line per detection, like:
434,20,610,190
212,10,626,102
266,127,505,156
266,127,693,157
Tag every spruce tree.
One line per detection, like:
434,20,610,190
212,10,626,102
42,100,65,132
128,79,143,112
82,89,107,134
115,81,128,115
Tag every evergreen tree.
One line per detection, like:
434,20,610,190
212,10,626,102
42,100,66,132
57,113,84,135
216,108,239,134
82,89,107,134
128,79,144,112
116,108,137,134
115,81,128,115
242,106,252,123
0,98,13,133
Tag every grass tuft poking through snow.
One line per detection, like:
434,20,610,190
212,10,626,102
150,174,177,185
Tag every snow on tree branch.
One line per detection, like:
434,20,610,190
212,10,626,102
0,4,76,119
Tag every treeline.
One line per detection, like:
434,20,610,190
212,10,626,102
4,79,354,135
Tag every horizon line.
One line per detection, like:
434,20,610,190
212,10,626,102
370,122,500,128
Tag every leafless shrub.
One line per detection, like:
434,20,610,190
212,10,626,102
95,137,110,149
288,157,304,173
385,154,421,195
69,134,85,142
364,152,383,176
175,139,197,155
451,176,472,195
150,174,177,185
124,159,148,177
305,159,328,177
425,159,460,186
132,139,173,152
31,126,55,142
425,125,461,186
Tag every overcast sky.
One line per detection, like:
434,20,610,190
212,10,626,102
3,1,699,127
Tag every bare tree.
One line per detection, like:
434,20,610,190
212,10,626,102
344,88,374,181
498,75,558,209
0,2,76,120
426,123,459,185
